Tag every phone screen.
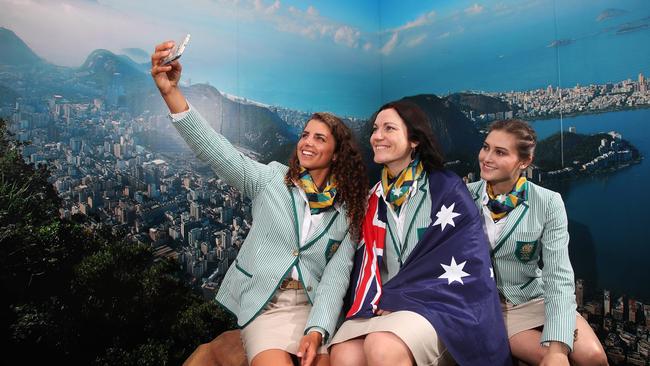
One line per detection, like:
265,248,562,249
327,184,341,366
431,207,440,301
162,34,191,65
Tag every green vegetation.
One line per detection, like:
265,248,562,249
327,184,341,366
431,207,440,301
0,119,236,365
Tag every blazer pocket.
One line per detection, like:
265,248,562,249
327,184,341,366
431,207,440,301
324,238,342,262
514,240,539,263
235,259,253,278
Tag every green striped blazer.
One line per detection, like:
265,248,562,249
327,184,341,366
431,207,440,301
380,174,432,282
172,109,356,342
467,180,577,349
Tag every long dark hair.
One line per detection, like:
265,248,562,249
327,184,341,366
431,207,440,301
285,112,368,240
371,100,444,172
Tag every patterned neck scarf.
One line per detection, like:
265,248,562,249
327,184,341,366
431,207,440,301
486,176,528,221
298,167,337,215
381,156,424,215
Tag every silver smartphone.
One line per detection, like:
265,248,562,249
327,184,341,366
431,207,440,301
162,34,191,65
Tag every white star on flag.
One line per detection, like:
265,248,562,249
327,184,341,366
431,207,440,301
438,256,470,285
391,187,402,197
433,203,461,231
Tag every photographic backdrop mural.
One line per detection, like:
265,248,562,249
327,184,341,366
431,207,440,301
1,0,649,364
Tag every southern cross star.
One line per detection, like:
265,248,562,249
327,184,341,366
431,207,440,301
433,203,460,231
391,187,403,197
438,256,470,285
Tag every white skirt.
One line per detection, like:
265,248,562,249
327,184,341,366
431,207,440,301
240,288,328,362
330,311,454,366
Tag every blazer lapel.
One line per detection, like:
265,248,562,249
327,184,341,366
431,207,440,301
400,175,429,245
492,202,530,254
471,181,484,209
289,187,303,248
303,209,340,249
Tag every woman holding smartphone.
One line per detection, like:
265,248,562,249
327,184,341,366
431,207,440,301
466,119,607,366
151,41,367,366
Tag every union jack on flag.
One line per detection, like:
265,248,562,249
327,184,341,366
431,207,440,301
346,184,386,318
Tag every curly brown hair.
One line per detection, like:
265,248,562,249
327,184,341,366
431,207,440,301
285,112,368,240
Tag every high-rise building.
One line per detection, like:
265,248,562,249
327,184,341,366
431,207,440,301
639,73,647,92
190,201,202,220
575,279,584,307
216,230,232,250
629,299,637,323
603,290,611,315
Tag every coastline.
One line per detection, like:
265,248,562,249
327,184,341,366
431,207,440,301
525,104,650,122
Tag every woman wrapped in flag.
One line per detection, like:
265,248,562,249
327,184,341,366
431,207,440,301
330,100,511,366
151,41,368,366
466,119,606,366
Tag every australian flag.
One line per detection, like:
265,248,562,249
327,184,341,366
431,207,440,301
346,169,511,366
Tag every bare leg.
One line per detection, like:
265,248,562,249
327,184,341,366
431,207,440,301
569,315,607,366
330,338,366,366
251,349,295,366
509,315,608,366
364,332,414,366
509,329,546,365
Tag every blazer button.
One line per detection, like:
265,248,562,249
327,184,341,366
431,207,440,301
292,249,299,257
306,286,312,291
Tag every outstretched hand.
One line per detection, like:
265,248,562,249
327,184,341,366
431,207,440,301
297,331,322,366
150,41,183,95
149,41,188,114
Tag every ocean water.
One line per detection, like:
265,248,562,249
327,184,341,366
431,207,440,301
531,108,650,300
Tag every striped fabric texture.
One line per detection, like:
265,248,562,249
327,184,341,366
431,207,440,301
172,109,356,342
467,180,577,350
382,175,432,280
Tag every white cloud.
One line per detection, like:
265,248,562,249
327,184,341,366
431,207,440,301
392,10,436,32
406,34,427,47
381,32,398,55
253,0,279,14
377,8,436,55
306,5,318,17
363,42,373,51
465,3,484,15
334,25,360,48
437,31,450,39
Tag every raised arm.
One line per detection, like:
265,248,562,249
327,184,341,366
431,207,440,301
150,41,276,198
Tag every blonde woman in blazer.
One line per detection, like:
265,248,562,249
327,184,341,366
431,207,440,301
151,41,367,366
467,119,607,366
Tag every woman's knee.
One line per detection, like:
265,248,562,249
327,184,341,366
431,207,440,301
330,339,365,366
363,332,413,366
571,343,608,366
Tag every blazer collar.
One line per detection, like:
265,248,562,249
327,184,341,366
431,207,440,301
291,186,341,250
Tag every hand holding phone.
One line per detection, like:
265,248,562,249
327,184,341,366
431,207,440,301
162,34,191,65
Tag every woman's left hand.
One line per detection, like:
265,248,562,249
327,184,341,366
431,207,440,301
376,308,392,316
297,331,322,366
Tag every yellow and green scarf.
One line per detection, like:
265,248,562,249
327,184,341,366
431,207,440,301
298,167,337,215
381,157,424,215
486,177,528,221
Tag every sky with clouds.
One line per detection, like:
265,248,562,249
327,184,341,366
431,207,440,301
1,0,648,116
